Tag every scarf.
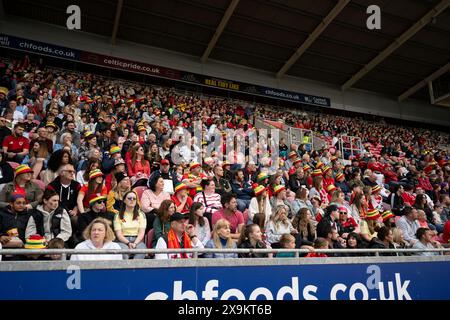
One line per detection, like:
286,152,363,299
167,228,192,259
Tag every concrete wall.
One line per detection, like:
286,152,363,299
1,15,449,127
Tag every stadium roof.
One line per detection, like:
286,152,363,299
3,0,450,102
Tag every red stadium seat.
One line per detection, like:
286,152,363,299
133,186,147,202
32,179,46,191
145,229,155,248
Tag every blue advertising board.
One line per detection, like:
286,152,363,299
0,33,331,107
0,33,81,61
1,260,449,300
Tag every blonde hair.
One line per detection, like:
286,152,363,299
213,219,234,249
83,217,115,243
279,234,295,248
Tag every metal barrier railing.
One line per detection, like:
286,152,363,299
2,248,450,260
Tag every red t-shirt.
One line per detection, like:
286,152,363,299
3,135,29,153
212,209,244,234
171,194,193,214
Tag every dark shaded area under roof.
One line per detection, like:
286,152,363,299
3,0,450,103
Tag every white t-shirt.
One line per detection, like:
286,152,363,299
70,240,123,261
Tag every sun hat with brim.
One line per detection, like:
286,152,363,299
288,151,297,159
366,209,381,221
89,169,104,180
24,235,46,249
335,172,345,181
303,164,311,171
326,184,337,193
253,185,266,197
84,131,95,139
45,122,58,130
381,210,395,222
331,156,338,162
311,169,323,177
293,158,302,166
110,146,121,155
372,185,382,193
222,161,231,168
323,166,332,174
273,185,286,195
137,125,146,132
174,183,188,193
15,164,33,176
89,194,107,207
190,162,201,170
257,172,269,182
316,161,324,169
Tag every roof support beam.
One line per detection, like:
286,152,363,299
398,61,450,102
201,0,240,63
276,0,350,79
341,0,450,91
111,0,124,45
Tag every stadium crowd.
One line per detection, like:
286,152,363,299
0,55,449,261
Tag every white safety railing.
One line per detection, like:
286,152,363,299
2,248,450,260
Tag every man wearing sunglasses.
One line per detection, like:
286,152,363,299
75,194,114,246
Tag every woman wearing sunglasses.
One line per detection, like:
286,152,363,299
113,190,147,259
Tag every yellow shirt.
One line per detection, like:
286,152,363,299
114,211,146,236
360,220,377,240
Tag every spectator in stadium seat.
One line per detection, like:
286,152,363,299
188,202,211,246
76,158,100,186
388,184,406,216
316,204,341,238
289,167,306,194
0,193,31,245
152,199,176,248
276,234,297,258
154,212,204,259
396,206,420,246
127,144,151,184
248,184,271,228
25,189,72,244
71,217,122,261
292,186,314,216
305,238,329,258
193,178,222,229
77,194,114,244
292,207,316,244
114,190,147,259
149,158,179,190
29,127,53,154
106,172,131,215
41,149,73,186
344,232,366,256
237,224,271,258
212,164,232,196
212,193,244,240
171,183,193,214
77,169,107,214
270,185,295,219
231,169,253,212
266,205,298,245
0,116,12,146
0,151,14,188
0,164,42,209
78,131,100,163
2,123,29,163
21,140,50,179
204,218,237,258
141,174,171,214
413,227,442,256
401,184,416,207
